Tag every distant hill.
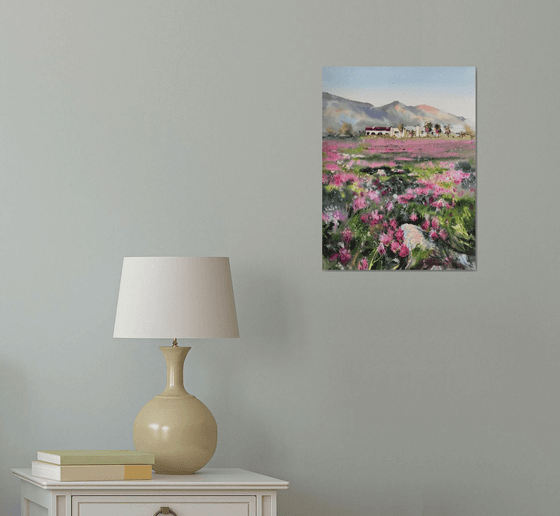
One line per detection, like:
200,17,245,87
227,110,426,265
322,92,474,133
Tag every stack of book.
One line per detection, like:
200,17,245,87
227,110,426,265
31,450,155,481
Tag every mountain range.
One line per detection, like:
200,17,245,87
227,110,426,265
323,92,474,133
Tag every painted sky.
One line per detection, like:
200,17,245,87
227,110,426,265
322,67,476,122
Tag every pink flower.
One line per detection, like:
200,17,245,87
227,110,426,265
329,253,338,262
380,233,391,246
377,243,386,255
368,210,383,226
367,191,381,203
431,218,439,229
395,228,404,242
431,199,446,210
429,230,438,240
390,241,401,253
439,229,448,240
421,219,430,231
389,219,397,229
410,212,418,222
339,248,352,265
322,213,329,222
399,245,410,258
358,258,369,270
332,174,344,187
341,227,353,244
353,197,368,210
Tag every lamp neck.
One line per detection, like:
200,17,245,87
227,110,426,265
160,346,191,396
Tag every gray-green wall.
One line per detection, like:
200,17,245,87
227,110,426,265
2,1,559,515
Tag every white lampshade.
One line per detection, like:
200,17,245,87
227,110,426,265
113,257,239,339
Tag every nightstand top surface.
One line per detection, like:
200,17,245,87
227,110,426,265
12,467,289,491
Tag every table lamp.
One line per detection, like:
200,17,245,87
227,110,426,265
113,257,239,474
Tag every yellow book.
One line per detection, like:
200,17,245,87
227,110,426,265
31,461,152,481
37,450,155,465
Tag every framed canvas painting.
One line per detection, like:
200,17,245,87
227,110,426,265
322,67,476,271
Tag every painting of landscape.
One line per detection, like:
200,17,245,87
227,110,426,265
322,67,476,270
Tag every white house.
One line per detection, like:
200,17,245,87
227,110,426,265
365,126,403,137
365,126,427,138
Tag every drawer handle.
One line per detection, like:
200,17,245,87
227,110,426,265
154,508,177,516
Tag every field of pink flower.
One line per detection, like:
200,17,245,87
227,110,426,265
322,137,476,270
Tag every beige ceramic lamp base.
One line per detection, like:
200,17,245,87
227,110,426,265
133,346,217,474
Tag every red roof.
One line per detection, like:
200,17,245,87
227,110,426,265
373,127,391,131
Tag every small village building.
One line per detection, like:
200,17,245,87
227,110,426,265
365,126,392,136
365,126,413,138
364,125,427,138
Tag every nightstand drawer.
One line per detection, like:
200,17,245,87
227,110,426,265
72,495,256,516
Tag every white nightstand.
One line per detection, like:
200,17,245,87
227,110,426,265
12,467,289,516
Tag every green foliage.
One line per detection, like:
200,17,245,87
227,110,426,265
342,144,368,155
409,247,434,269
445,198,476,255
